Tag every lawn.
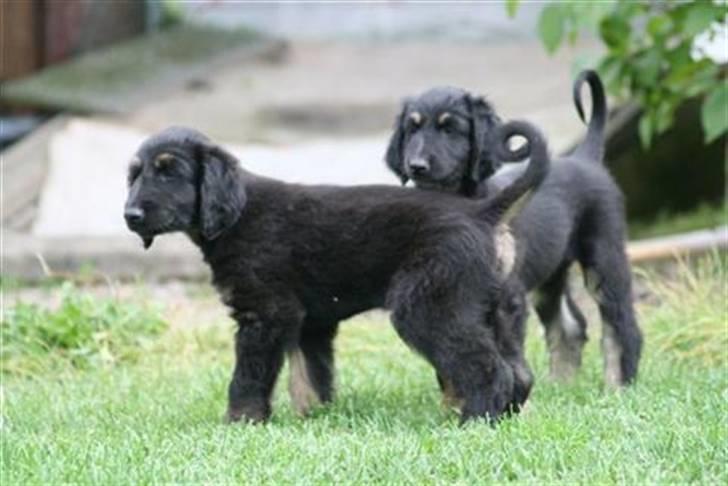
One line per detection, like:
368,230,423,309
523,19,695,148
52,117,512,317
628,202,725,240
2,255,726,484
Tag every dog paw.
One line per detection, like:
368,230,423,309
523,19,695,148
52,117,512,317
223,404,268,424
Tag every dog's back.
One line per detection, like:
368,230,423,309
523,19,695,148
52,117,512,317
491,155,624,290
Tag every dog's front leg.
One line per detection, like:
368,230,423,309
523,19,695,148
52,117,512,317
225,310,290,424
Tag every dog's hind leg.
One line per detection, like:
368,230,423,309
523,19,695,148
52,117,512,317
288,321,338,416
533,266,588,381
390,301,515,423
581,242,643,387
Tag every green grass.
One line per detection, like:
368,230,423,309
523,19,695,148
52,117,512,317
1,283,167,376
643,255,727,366
2,257,726,484
629,202,726,240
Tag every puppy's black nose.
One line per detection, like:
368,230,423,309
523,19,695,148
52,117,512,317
408,158,430,176
124,207,145,226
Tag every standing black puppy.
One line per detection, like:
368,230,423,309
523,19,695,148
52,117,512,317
124,121,549,424
384,71,643,387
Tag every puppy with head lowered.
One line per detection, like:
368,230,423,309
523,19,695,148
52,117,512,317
124,121,549,424
385,71,643,388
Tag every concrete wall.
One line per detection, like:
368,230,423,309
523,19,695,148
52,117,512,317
180,2,543,41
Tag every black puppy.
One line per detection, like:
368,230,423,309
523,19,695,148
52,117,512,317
385,71,643,387
124,121,549,424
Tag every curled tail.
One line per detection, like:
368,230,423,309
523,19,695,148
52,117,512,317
481,120,550,225
572,69,607,163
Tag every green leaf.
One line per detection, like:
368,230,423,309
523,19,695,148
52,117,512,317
665,41,693,67
600,15,632,53
539,4,565,54
614,0,645,19
665,58,717,88
638,114,654,149
634,49,663,87
683,2,720,37
572,3,614,32
598,54,629,97
647,14,673,39
701,81,728,143
505,0,521,18
677,62,720,97
654,101,676,135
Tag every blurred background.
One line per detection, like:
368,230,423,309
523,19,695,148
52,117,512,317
2,0,725,281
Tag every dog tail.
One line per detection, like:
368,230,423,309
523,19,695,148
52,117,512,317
571,69,607,163
480,120,550,225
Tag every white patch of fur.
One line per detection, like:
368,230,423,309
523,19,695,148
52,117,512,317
288,349,320,416
602,326,623,388
559,296,581,338
585,269,624,387
495,223,516,276
543,298,584,381
545,325,580,381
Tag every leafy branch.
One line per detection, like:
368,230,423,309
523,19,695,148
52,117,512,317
507,0,727,147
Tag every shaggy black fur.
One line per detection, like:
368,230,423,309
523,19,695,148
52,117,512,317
384,71,643,387
124,121,549,424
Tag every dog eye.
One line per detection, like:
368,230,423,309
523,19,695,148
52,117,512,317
154,163,173,175
154,153,176,173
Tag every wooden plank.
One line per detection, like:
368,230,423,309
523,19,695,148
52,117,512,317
628,226,728,262
0,0,42,81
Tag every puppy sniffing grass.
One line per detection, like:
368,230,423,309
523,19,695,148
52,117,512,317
124,121,548,424
385,71,643,387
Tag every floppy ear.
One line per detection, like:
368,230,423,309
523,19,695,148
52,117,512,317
199,143,247,240
384,101,410,185
466,95,502,185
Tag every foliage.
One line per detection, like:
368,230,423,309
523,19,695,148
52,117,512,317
1,283,167,376
160,0,185,29
506,0,727,147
